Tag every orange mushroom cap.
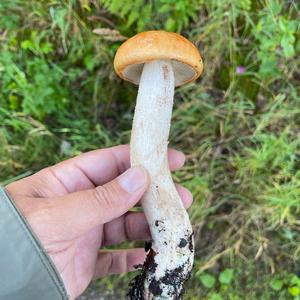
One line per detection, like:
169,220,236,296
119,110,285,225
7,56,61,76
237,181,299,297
114,31,203,87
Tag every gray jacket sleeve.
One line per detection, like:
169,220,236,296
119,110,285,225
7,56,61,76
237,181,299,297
0,187,69,300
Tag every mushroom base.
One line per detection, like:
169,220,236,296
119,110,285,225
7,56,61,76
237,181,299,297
128,238,193,300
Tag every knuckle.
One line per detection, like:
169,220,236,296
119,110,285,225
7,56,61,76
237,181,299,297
124,214,132,240
106,252,114,274
114,252,127,274
93,186,115,210
123,251,129,273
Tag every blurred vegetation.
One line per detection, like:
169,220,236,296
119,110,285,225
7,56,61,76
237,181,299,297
1,0,300,299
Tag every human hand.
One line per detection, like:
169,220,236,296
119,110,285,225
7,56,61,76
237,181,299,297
6,145,193,300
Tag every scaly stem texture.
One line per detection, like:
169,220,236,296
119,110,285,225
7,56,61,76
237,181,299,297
129,60,194,300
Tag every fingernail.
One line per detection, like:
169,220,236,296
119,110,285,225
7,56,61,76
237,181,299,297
118,167,148,193
177,151,186,165
176,184,193,208
171,149,186,166
184,187,193,204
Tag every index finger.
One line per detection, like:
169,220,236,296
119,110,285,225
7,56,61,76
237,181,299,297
22,145,185,197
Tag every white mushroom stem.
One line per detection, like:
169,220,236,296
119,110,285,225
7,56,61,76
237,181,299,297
130,60,194,299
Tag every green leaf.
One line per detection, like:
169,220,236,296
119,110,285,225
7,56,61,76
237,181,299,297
259,39,277,52
219,268,234,285
256,20,263,33
199,273,216,289
287,20,298,33
127,10,139,27
84,55,95,71
289,286,300,296
290,275,300,286
165,18,176,32
21,40,33,50
210,293,223,300
270,279,283,291
41,42,53,54
278,18,287,33
207,221,214,229
158,4,171,14
268,0,282,15
259,55,278,76
8,94,19,110
281,35,295,58
50,7,67,30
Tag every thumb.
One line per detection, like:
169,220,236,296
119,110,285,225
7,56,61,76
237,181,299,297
39,167,149,239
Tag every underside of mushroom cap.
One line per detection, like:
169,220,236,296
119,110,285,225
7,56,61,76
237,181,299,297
114,31,203,87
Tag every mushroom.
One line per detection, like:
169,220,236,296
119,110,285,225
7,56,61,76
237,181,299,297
114,31,203,299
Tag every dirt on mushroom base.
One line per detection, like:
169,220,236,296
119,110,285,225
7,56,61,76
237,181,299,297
128,261,191,300
128,235,194,300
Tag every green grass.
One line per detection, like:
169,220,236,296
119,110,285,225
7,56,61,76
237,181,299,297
1,0,300,299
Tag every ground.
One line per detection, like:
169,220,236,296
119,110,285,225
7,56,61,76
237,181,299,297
79,283,119,300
